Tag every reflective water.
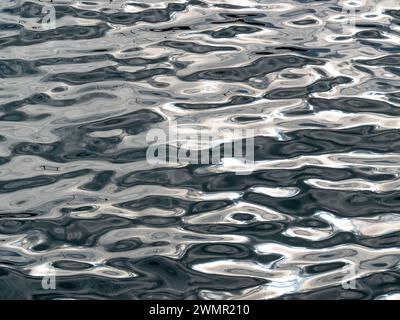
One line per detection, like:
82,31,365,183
0,0,399,300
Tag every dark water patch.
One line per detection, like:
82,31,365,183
305,262,346,274
3,1,188,25
181,55,324,82
252,126,400,160
292,19,319,26
0,24,111,49
117,165,394,192
0,92,117,112
0,59,40,78
0,0,398,301
244,189,400,217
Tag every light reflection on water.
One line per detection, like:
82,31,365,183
0,0,399,300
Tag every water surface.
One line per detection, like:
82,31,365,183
0,0,399,300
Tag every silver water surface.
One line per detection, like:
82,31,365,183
0,0,399,299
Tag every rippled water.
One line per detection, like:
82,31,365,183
0,0,399,300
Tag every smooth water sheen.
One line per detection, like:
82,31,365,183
0,0,399,300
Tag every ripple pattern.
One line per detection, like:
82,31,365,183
0,0,399,300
